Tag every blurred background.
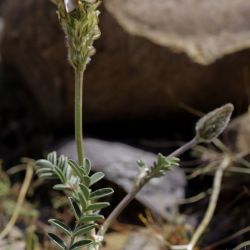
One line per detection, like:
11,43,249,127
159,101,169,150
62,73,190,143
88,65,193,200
1,0,250,162
0,0,250,249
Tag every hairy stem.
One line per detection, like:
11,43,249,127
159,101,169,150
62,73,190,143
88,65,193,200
75,68,96,248
98,138,197,240
98,188,138,237
75,69,84,166
168,138,197,158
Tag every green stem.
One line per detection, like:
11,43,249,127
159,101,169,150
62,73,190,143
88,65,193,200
75,69,85,166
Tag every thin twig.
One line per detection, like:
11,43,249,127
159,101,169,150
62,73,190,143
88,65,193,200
172,156,230,250
0,163,33,239
233,241,250,250
187,162,218,180
187,156,230,250
204,226,250,250
98,188,138,236
178,189,212,205
168,138,197,158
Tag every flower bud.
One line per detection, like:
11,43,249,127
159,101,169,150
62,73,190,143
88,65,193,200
195,103,234,143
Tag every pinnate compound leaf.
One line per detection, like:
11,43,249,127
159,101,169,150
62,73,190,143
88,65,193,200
90,172,105,186
73,223,97,237
48,219,72,236
70,240,92,250
48,233,67,249
90,188,114,200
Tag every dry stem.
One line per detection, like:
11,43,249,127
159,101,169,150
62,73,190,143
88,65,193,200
171,155,230,250
0,163,33,239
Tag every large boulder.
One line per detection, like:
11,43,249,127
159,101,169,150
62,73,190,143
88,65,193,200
1,0,250,125
106,0,250,64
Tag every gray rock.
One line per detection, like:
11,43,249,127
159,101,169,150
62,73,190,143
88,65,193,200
105,0,250,64
124,229,165,250
57,138,186,219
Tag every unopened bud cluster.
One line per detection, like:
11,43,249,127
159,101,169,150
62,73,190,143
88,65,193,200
54,0,101,70
195,103,234,143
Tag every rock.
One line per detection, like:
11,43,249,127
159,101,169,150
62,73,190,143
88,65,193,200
0,240,25,250
105,0,250,64
124,229,165,250
1,0,250,125
0,226,25,250
57,138,186,219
